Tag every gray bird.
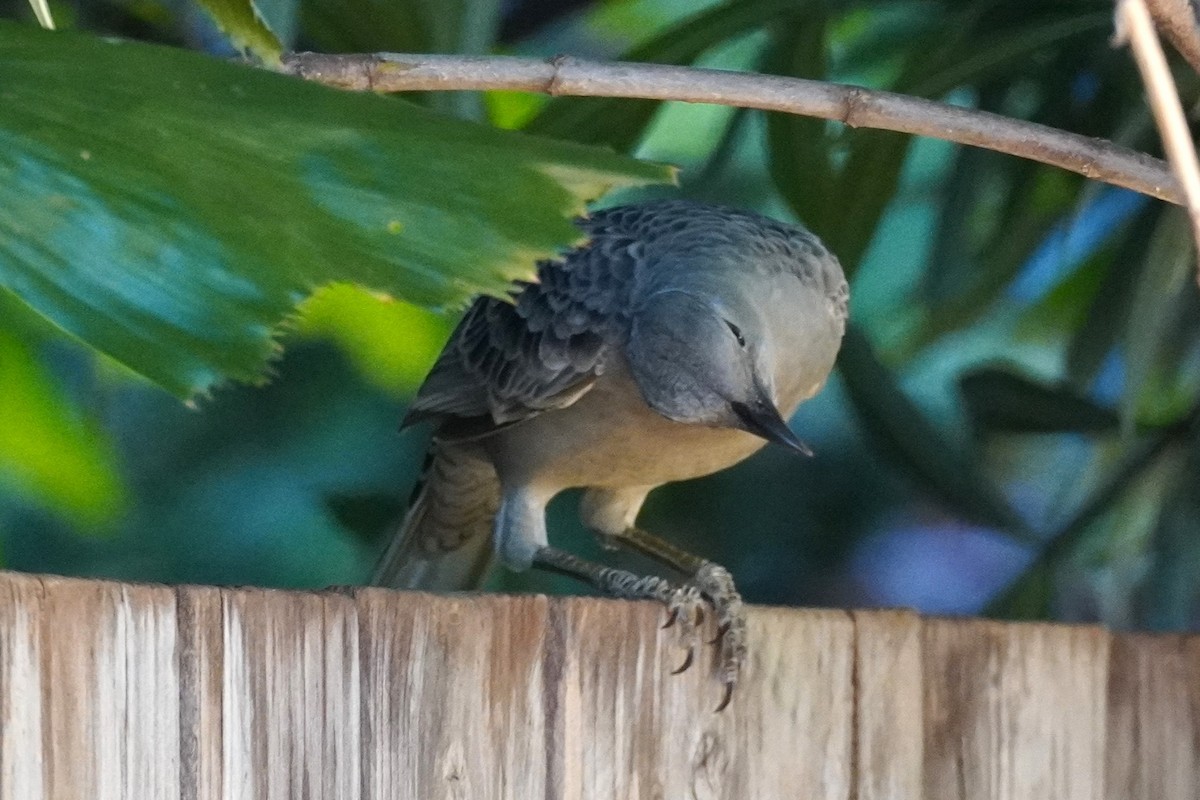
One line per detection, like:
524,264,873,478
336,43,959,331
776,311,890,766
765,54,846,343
372,200,848,706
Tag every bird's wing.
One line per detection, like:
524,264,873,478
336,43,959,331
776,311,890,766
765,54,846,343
403,220,640,438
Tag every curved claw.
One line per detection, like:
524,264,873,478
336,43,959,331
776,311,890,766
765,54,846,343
707,621,729,646
661,607,679,630
671,646,695,675
714,681,735,713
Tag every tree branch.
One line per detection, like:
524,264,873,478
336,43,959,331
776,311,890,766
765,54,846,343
1117,0,1200,286
281,52,1183,206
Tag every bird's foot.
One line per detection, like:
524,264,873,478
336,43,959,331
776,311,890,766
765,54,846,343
686,562,746,711
660,583,705,673
530,544,744,711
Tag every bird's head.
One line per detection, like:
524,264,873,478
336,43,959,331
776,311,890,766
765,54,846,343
626,287,812,455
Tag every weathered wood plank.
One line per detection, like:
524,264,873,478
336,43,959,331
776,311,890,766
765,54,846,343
29,574,181,800
1,571,1199,799
851,608,923,800
360,590,555,800
221,587,362,800
1105,633,1200,800
922,618,1110,800
0,572,44,800
554,600,854,799
177,585,224,800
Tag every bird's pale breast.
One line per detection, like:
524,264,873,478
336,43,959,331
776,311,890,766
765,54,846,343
481,349,823,492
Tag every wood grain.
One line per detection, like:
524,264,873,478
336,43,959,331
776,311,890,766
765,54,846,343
0,571,1197,799
851,608,923,800
922,618,1110,800
1105,633,1200,800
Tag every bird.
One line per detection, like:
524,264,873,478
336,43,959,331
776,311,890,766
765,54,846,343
371,199,848,708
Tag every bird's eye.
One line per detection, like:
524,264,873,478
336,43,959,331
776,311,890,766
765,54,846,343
724,320,746,347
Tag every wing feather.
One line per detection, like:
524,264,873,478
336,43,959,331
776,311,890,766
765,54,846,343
403,213,644,437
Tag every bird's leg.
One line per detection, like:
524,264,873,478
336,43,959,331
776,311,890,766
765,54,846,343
605,525,706,573
604,527,746,708
496,492,704,661
532,545,706,673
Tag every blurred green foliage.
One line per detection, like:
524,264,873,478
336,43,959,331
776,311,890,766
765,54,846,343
0,318,125,527
295,284,451,394
192,0,282,62
0,20,667,396
3,0,1200,632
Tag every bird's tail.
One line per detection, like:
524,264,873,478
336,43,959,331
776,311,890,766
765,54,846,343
370,443,500,591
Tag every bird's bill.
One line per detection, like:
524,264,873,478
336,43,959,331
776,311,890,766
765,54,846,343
730,399,813,457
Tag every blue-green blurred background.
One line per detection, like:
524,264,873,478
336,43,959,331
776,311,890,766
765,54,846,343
4,0,1200,629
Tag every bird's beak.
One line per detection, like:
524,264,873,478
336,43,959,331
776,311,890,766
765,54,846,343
731,395,813,457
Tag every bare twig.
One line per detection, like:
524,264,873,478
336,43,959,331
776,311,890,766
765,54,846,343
1143,0,1200,74
281,52,1182,206
1117,0,1200,285
25,0,54,29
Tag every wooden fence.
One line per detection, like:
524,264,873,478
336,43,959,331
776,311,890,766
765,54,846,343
0,570,1197,799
